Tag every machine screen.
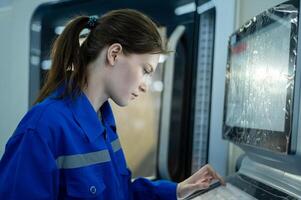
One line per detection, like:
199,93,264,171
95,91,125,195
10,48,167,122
223,10,297,153
225,22,290,132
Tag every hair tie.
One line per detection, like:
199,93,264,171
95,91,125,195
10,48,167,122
87,16,98,29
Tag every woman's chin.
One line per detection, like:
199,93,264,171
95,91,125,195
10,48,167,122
111,98,130,107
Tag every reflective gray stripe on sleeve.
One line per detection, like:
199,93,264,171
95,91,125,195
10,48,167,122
56,150,110,169
111,138,121,152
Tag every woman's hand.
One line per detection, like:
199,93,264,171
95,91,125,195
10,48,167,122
176,164,225,199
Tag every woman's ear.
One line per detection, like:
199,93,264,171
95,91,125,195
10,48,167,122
106,43,123,66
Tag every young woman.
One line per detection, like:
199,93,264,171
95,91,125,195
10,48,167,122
0,9,224,199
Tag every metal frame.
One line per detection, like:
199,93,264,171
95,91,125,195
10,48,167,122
158,25,186,179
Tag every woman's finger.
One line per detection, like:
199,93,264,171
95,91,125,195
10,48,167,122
198,175,213,183
190,182,210,191
207,165,226,185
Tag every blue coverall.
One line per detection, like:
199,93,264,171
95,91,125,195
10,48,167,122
0,87,177,199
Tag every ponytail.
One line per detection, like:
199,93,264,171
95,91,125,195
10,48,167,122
34,16,92,104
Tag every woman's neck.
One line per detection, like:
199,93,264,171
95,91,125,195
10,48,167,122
83,87,108,112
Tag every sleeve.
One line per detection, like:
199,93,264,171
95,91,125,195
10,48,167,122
0,129,59,199
131,177,178,200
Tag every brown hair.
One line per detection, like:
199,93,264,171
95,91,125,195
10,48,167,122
34,9,167,104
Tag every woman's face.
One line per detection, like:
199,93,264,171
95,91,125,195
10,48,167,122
106,52,159,107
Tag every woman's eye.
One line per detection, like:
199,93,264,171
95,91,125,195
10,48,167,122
143,69,150,75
